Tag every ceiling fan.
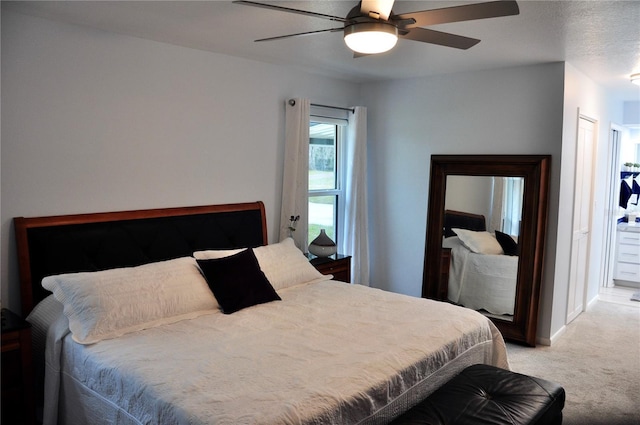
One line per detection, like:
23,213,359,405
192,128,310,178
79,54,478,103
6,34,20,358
233,0,519,55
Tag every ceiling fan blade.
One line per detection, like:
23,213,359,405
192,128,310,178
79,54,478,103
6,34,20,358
360,0,395,20
255,28,344,43
396,0,519,28
353,51,372,59
233,1,348,23
400,27,480,50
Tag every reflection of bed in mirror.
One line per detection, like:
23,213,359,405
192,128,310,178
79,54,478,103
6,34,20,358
441,210,518,318
424,155,551,346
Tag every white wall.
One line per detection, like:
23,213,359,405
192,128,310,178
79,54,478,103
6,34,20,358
549,64,625,341
445,176,493,220
361,63,565,342
623,101,640,126
0,10,360,313
2,10,630,345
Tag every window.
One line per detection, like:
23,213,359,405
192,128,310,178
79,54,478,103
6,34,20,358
308,121,345,244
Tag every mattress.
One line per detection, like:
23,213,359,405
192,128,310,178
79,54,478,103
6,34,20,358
33,280,509,425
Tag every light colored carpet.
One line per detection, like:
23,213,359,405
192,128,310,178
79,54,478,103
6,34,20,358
507,301,640,425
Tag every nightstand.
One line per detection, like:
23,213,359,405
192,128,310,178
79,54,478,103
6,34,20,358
308,254,352,283
2,308,35,425
439,248,452,300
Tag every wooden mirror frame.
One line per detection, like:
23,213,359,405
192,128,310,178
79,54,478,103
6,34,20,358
422,155,551,346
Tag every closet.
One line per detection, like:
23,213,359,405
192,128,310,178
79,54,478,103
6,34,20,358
614,170,640,287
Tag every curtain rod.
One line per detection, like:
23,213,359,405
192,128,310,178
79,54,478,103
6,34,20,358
288,99,354,113
310,115,348,122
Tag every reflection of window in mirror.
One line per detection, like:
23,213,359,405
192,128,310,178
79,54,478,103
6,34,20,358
445,176,524,236
496,177,524,237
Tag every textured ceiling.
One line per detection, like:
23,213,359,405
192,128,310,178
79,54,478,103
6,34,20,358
4,1,640,101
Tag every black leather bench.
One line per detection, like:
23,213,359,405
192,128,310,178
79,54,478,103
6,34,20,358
390,364,565,425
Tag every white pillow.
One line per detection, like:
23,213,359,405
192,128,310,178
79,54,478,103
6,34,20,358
192,247,246,260
253,238,328,290
442,236,462,249
452,228,504,255
194,238,328,291
42,257,218,345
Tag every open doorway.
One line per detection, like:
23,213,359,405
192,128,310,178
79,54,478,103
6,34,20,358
600,124,640,305
600,126,623,290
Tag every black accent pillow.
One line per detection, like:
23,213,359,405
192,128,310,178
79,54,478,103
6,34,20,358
196,249,280,314
495,231,519,256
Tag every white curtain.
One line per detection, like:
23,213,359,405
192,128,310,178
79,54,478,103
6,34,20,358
490,176,523,236
341,106,370,285
502,177,524,236
279,98,310,250
280,99,370,285
490,177,504,233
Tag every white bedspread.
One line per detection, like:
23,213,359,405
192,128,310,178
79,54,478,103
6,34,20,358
39,280,508,425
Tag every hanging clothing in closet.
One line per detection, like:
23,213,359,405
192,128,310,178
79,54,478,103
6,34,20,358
619,172,640,209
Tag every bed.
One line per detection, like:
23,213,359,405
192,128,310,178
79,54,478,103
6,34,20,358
15,201,509,425
442,210,519,316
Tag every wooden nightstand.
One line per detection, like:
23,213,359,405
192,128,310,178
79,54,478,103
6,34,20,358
439,248,452,300
308,254,352,283
2,308,35,425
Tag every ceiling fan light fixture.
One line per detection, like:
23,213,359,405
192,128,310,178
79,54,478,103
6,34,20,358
344,22,398,54
631,73,640,86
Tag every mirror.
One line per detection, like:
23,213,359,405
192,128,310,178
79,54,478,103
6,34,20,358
422,155,551,346
444,175,524,323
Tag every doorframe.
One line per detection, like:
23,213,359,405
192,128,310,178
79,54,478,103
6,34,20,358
600,123,624,289
566,110,598,324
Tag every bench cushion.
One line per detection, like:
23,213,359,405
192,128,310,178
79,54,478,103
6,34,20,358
391,364,565,425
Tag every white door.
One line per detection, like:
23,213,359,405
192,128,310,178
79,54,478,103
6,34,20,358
567,117,596,323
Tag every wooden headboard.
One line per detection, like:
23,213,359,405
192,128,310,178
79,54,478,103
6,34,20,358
14,202,268,316
443,209,487,238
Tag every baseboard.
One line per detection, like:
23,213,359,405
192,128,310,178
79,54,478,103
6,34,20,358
586,295,599,309
538,325,567,346
536,337,551,346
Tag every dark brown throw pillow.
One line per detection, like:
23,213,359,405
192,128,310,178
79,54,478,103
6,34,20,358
196,248,280,314
495,231,519,256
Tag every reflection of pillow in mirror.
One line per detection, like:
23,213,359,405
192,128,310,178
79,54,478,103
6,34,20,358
452,228,503,255
442,236,462,249
495,231,519,256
